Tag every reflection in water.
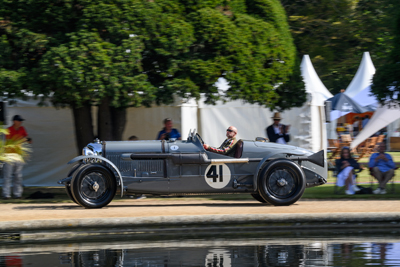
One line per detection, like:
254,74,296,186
1,239,400,267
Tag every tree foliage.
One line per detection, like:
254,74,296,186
0,0,304,150
281,0,394,94
371,0,400,103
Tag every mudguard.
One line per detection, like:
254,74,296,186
68,155,124,197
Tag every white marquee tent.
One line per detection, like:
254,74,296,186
345,52,376,98
327,52,376,139
2,55,332,186
339,51,400,150
281,55,333,153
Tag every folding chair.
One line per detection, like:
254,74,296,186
370,167,397,194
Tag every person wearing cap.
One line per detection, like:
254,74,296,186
156,118,181,141
203,126,238,154
2,115,32,200
266,112,290,144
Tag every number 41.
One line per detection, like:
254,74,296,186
206,165,223,182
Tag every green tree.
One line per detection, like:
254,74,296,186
371,0,400,103
281,0,394,94
0,0,304,152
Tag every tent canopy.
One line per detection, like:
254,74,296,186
301,55,333,106
352,85,378,110
327,92,372,121
351,103,400,149
327,93,371,113
345,52,376,98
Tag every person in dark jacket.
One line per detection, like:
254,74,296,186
335,147,361,195
266,112,290,144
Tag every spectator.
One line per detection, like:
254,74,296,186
336,147,361,195
346,123,353,137
352,116,360,136
2,115,32,200
369,142,395,194
362,115,370,129
266,112,290,144
157,118,181,141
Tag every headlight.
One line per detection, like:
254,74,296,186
82,147,95,156
82,140,103,163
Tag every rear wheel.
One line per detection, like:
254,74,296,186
258,159,305,206
71,164,116,209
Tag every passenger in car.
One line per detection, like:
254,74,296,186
203,126,238,154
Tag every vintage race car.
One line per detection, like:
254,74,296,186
59,131,327,208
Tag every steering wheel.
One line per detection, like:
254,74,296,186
196,133,205,145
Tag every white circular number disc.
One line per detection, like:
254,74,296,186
170,145,179,151
204,163,231,189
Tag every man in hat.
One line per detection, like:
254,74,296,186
2,115,31,200
203,126,238,154
266,112,290,144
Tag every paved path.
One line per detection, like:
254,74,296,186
1,199,400,222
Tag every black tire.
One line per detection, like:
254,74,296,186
257,159,306,206
65,163,85,204
71,164,117,209
65,184,78,204
250,193,268,203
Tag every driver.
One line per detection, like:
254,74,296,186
203,126,238,154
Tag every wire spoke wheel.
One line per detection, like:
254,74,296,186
71,164,116,209
258,159,305,206
80,172,107,200
267,168,296,199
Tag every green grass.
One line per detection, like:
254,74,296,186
326,168,400,184
302,184,400,199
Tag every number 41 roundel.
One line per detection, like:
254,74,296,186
204,163,231,189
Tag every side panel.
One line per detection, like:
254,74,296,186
167,150,257,193
106,152,169,194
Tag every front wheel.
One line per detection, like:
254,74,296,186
71,164,116,208
65,163,85,204
250,193,268,203
258,159,306,206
